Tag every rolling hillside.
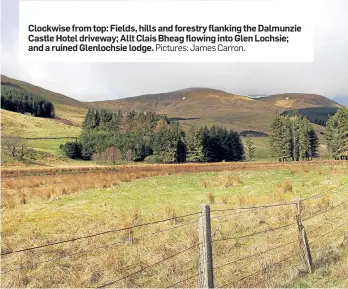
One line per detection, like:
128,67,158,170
1,109,80,138
1,76,344,137
89,88,341,133
281,107,339,126
1,76,342,134
1,75,88,126
259,93,341,109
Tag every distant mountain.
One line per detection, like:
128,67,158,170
281,107,339,126
257,93,341,109
89,88,340,133
1,76,342,134
245,95,268,99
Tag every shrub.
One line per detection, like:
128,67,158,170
60,141,82,159
144,155,161,164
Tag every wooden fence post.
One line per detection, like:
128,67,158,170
295,197,313,273
198,204,214,288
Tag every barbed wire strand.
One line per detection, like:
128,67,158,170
166,272,200,288
253,260,304,287
302,197,348,222
307,210,348,235
1,211,200,256
214,238,297,270
311,230,348,252
217,253,294,288
302,182,348,201
1,219,199,275
216,226,298,267
95,242,200,288
212,183,348,215
211,201,295,213
210,209,260,220
213,221,294,243
311,221,348,246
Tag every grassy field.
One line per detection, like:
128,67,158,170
1,75,88,128
1,161,347,288
25,139,75,155
242,137,272,161
1,110,81,138
53,104,88,127
1,109,81,163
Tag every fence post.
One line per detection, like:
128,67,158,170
295,197,313,273
198,204,214,288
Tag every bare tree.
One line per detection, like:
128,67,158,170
2,137,28,160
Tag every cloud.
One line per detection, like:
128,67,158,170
1,0,348,102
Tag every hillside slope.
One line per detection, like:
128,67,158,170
1,76,342,135
89,88,339,133
1,109,81,138
90,88,276,132
1,75,88,126
258,93,341,109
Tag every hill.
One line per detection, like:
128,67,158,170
281,107,339,126
0,77,342,162
1,109,81,157
1,75,88,126
258,93,341,109
89,88,340,133
89,88,275,133
1,109,81,139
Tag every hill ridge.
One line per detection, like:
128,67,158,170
1,76,343,134
1,75,86,108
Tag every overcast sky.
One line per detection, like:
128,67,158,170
1,0,348,103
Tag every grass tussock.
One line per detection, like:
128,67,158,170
316,194,333,211
221,196,228,205
277,179,293,194
207,192,215,204
164,206,178,224
201,175,243,188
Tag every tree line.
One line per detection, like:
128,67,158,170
61,109,245,163
1,84,55,118
61,107,347,163
270,108,348,161
269,112,319,161
325,107,348,160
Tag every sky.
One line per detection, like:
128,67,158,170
1,0,348,104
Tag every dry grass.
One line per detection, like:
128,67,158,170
207,192,215,204
2,172,124,208
277,179,293,194
1,161,348,288
201,175,243,188
4,161,336,208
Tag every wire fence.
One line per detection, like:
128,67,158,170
1,183,348,288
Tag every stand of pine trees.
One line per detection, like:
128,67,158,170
325,107,348,160
62,109,245,164
269,112,319,162
1,84,55,118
